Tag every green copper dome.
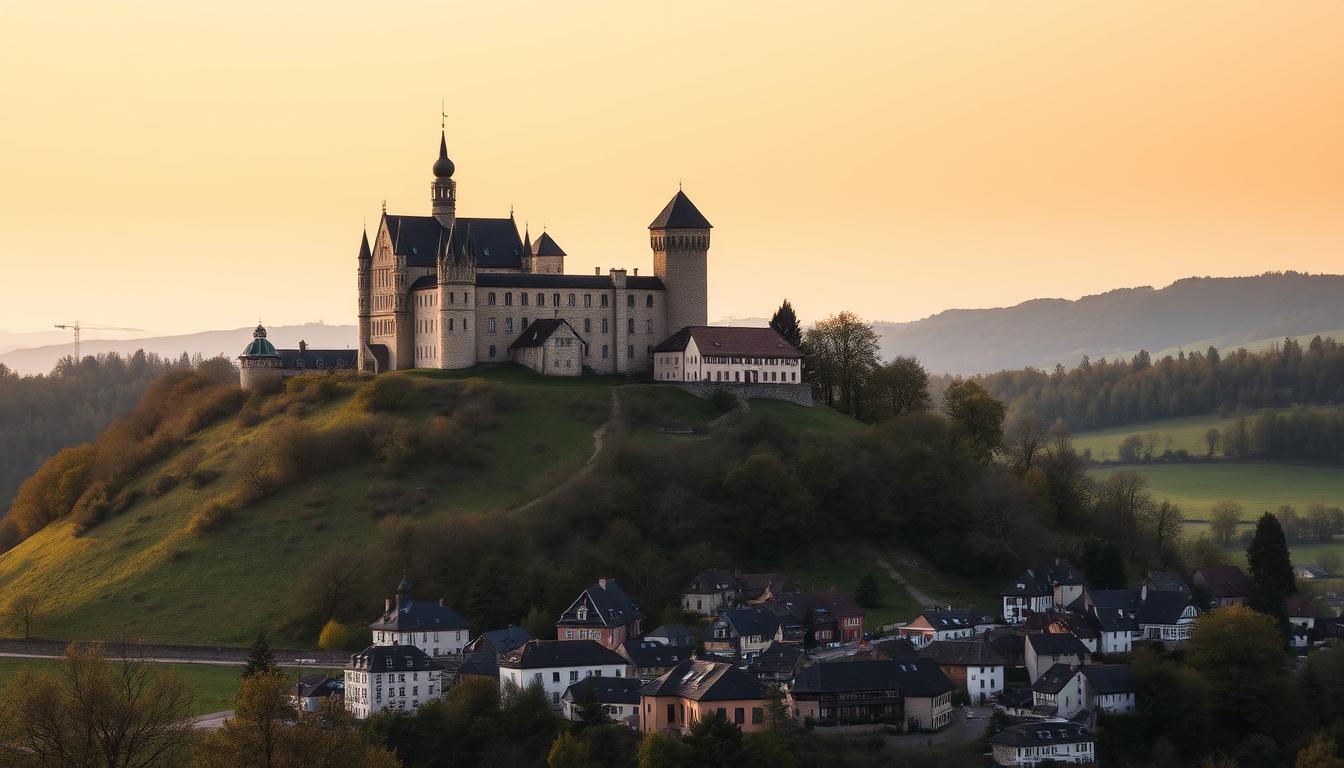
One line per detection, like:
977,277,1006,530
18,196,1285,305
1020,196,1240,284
242,324,280,357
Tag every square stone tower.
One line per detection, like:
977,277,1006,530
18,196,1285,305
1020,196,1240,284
649,190,711,334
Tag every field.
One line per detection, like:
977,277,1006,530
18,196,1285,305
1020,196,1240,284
0,658,336,715
1073,406,1339,461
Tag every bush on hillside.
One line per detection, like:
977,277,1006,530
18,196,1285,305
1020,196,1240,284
8,444,96,538
357,376,415,412
284,374,343,405
187,500,235,536
147,470,182,497
186,465,222,489
710,388,738,414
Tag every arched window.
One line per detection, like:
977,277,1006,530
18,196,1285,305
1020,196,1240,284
627,294,635,308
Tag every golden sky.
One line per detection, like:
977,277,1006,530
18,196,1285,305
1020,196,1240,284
1,1,1341,336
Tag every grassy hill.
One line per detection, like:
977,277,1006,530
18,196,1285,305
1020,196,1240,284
0,367,857,646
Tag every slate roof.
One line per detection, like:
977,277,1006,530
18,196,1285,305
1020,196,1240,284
383,214,523,269
475,272,665,290
1031,663,1083,694
1087,604,1138,634
745,641,807,677
652,326,802,359
641,659,763,702
789,659,954,698
291,674,341,699
1026,632,1089,657
357,230,372,261
808,590,864,618
499,640,629,670
621,638,691,669
1003,560,1086,598
347,644,439,672
645,625,696,647
558,578,644,629
1144,571,1191,594
871,637,920,660
685,569,738,594
370,581,470,633
508,318,584,350
531,231,566,257
649,190,712,230
735,573,795,601
1193,565,1251,598
1081,664,1134,695
1024,610,1099,640
1136,591,1194,626
990,722,1094,748
715,607,782,638
456,651,499,679
563,676,644,706
468,627,534,656
920,639,1006,667
1088,589,1141,613
913,608,978,632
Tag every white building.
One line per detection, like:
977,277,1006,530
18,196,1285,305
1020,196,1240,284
371,575,472,657
919,639,1006,705
1030,664,1088,720
898,608,980,648
1135,591,1198,646
990,722,1096,766
344,644,441,718
1024,633,1090,684
561,676,644,727
652,326,802,385
498,640,632,709
1082,664,1136,715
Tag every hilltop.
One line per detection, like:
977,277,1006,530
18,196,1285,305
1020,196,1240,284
877,272,1344,374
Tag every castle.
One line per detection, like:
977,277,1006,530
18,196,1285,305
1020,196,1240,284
355,131,711,376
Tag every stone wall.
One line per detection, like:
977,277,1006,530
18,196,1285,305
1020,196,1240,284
677,381,813,407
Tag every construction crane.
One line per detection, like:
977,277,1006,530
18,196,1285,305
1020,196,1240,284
53,322,146,360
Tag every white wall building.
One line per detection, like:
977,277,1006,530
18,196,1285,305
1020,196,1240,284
344,645,441,719
652,326,802,385
498,640,632,709
371,576,472,657
990,723,1096,766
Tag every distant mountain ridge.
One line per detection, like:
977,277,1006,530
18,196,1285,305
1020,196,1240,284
876,272,1344,375
0,323,357,375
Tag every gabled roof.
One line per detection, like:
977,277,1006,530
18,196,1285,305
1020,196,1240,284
1144,571,1191,594
807,590,864,618
1192,565,1250,598
1081,664,1134,695
563,676,644,705
789,659,953,698
1002,569,1050,598
913,608,978,631
347,644,439,672
558,578,644,628
291,674,341,699
649,190,712,230
499,640,628,670
645,625,696,647
1136,591,1194,626
531,231,566,257
745,641,807,677
652,326,802,359
1031,663,1083,694
1024,610,1099,640
1088,589,1140,613
508,318,584,350
621,638,691,669
685,569,737,594
469,627,534,656
382,214,523,269
1086,604,1138,633
872,637,920,660
1026,632,1089,657
920,639,1006,667
715,607,782,638
370,596,470,633
735,573,794,601
991,722,1094,748
475,273,665,290
641,659,762,702
457,651,499,679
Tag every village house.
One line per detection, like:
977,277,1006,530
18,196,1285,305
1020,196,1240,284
639,659,766,734
1143,571,1191,595
556,578,644,650
498,640,631,709
620,637,692,680
737,573,796,604
899,608,979,648
455,651,500,685
370,576,471,657
562,676,644,728
990,722,1097,767
343,644,441,719
1191,565,1251,608
808,590,867,643
745,641,809,683
1023,610,1101,654
506,318,586,376
291,674,342,713
1002,561,1084,624
1135,590,1198,646
705,607,781,661
786,659,955,731
682,569,739,616
1295,564,1331,581
1081,664,1136,715
1085,603,1137,655
652,325,804,385
643,624,695,648
464,626,534,658
1025,633,1091,684
1030,663,1088,720
1288,595,1333,645
919,639,1006,705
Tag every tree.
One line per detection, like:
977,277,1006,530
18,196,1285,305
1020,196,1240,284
1208,500,1243,547
637,732,687,768
1005,413,1047,471
1186,607,1293,741
803,311,880,417
854,573,881,609
684,712,744,767
871,357,931,417
524,606,553,641
1318,549,1341,576
1246,512,1297,642
317,620,349,651
1204,428,1221,457
768,299,803,350
0,643,194,768
547,731,592,768
572,683,612,731
1305,502,1343,541
1080,539,1126,589
3,592,43,640
243,631,276,679
1118,434,1144,463
941,379,1006,462
1143,499,1184,553
1297,733,1344,768
1277,504,1303,542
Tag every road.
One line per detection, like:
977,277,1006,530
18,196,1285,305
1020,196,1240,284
871,553,942,609
0,651,332,669
192,711,234,731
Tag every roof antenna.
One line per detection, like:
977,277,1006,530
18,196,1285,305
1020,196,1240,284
381,199,387,214
441,98,446,131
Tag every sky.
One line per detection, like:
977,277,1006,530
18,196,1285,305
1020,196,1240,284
1,1,1341,337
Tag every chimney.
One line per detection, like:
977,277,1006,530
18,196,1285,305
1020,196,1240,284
598,577,608,591
384,597,391,612
299,340,307,353
633,268,639,276
595,267,600,276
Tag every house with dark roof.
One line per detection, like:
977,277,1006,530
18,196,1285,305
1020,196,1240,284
556,577,644,651
1002,560,1087,624
499,640,632,709
1142,571,1191,597
237,325,358,391
1030,663,1088,720
370,576,471,657
352,131,712,377
454,651,500,684
291,674,342,713
989,722,1096,766
1192,565,1251,608
1136,590,1198,646
620,638,691,680
343,644,441,719
682,569,740,616
745,641,809,683
562,676,644,728
919,639,1006,704
737,573,796,604
639,659,766,734
644,624,696,648
1025,633,1091,683
464,626,533,658
1023,609,1101,654
1081,664,1135,715
705,607,782,661
1084,603,1137,655
785,659,955,731
899,608,981,647
652,326,805,392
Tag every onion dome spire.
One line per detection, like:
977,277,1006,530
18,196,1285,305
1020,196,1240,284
432,131,455,178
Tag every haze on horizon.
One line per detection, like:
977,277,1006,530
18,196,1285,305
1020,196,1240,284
1,1,1340,337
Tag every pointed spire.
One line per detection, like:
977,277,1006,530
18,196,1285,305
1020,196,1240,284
522,225,532,256
432,130,455,178
358,229,372,261
649,189,712,230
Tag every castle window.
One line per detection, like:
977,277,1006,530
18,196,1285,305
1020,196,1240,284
449,292,454,304
601,345,608,359
505,318,514,334
646,295,653,307
488,318,497,333
449,319,454,331
628,344,635,359
601,295,609,308
488,292,496,306
505,292,513,306
537,293,544,306
627,318,635,334
627,295,635,308
568,293,575,307
464,318,468,331
646,319,653,334
601,318,608,334
489,345,496,358
521,293,529,306
584,294,592,308
522,318,529,330
584,319,591,333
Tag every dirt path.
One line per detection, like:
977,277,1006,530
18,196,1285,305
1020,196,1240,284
192,711,233,731
504,389,621,516
871,554,943,609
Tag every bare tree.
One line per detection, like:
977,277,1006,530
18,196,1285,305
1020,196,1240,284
3,592,43,640
1143,499,1184,552
1006,413,1048,472
1203,428,1221,458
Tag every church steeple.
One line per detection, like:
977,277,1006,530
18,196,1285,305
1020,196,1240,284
431,130,457,229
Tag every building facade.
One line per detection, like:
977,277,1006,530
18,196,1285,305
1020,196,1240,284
498,640,631,709
356,132,712,377
343,645,441,719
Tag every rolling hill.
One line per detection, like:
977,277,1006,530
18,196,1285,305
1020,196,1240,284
877,272,1344,374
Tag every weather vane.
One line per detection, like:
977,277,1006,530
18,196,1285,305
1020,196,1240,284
441,98,447,130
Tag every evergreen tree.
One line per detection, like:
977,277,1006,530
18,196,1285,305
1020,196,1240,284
1080,539,1127,589
768,299,803,350
243,631,276,679
573,683,612,731
685,712,744,768
1246,512,1296,643
854,573,881,609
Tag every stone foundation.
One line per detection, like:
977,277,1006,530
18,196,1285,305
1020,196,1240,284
677,381,813,407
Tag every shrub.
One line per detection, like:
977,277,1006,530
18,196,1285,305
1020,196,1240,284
284,374,342,405
317,619,349,651
187,501,235,536
710,387,738,415
147,470,182,497
186,465,222,489
357,375,415,412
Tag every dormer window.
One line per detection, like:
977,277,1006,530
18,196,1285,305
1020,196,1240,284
577,607,588,621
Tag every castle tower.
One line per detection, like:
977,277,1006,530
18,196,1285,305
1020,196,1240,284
649,190,711,333
437,234,477,370
521,226,532,273
238,323,282,390
356,230,373,372
431,131,456,229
